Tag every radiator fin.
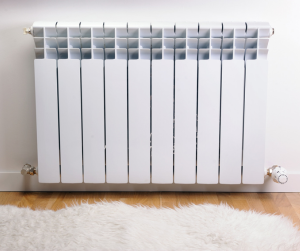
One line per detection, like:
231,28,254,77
174,60,197,184
34,59,60,183
58,59,83,183
82,60,105,183
128,60,151,184
105,60,128,183
197,60,221,184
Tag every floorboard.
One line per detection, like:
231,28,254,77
0,192,299,227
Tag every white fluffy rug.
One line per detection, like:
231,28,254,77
0,202,299,251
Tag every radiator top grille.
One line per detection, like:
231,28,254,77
32,22,271,61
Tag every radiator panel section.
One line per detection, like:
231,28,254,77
58,59,83,183
152,60,174,184
243,60,268,184
82,60,105,183
128,60,150,183
219,60,244,184
174,60,197,184
34,59,60,183
197,60,221,184
105,60,128,183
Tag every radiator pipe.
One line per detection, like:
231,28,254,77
21,163,287,183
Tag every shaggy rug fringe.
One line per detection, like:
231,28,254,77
0,202,299,251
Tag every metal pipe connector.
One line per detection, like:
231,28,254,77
21,164,37,175
23,27,32,35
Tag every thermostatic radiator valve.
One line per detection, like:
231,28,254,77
21,164,37,176
265,165,288,184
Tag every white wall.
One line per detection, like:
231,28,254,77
0,0,299,189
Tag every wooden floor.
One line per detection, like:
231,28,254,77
1,192,300,227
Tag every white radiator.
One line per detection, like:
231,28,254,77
32,22,271,184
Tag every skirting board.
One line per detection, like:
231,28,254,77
0,172,300,192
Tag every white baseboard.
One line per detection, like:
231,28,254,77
1,172,300,192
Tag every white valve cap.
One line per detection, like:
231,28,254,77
271,166,288,184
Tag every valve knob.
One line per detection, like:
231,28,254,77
271,166,288,184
